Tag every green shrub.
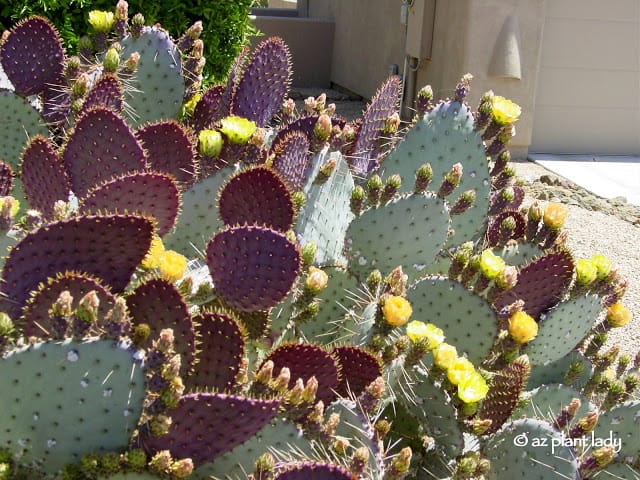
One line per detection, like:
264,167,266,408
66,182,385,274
0,0,257,81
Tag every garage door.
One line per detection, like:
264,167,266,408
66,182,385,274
530,1,640,155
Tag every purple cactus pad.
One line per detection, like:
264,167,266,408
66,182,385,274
62,106,146,197
218,166,295,231
0,17,64,96
489,185,525,215
126,278,196,375
141,392,281,466
486,211,527,246
206,225,301,312
275,462,357,480
191,84,228,132
0,161,13,197
332,346,382,399
270,131,312,192
185,311,245,392
0,214,154,319
79,73,123,115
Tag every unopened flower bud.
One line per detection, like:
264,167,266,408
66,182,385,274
103,47,120,73
383,112,401,134
314,114,332,142
305,267,329,294
171,458,194,479
255,360,274,385
198,129,223,158
273,367,291,391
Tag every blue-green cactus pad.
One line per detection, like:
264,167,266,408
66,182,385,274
163,168,233,256
0,89,48,169
527,351,593,390
524,294,602,366
483,418,579,479
381,100,490,246
296,150,355,266
514,383,594,423
589,401,640,459
98,474,165,480
407,276,497,364
119,27,185,127
346,194,450,281
497,242,545,267
599,462,640,479
0,339,145,474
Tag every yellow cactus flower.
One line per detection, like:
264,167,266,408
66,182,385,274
575,259,598,286
219,115,257,145
182,93,202,117
607,302,632,328
382,296,413,327
305,267,329,294
198,129,223,158
142,236,165,269
491,96,521,125
447,357,476,386
406,321,444,349
88,10,115,32
508,311,538,344
157,250,188,283
433,343,458,370
590,253,612,280
457,371,489,403
479,249,506,280
542,203,568,230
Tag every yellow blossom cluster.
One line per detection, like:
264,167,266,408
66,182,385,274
142,237,188,283
507,311,538,344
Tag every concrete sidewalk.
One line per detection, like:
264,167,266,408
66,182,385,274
528,154,640,206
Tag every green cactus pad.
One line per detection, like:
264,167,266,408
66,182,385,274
496,242,545,267
493,248,575,320
296,150,355,266
126,278,195,375
262,343,340,404
0,214,154,320
524,294,602,366
381,100,490,246
194,418,311,479
80,73,124,115
275,462,357,480
20,135,72,219
599,462,640,479
79,172,181,237
20,271,116,338
407,276,497,364
0,16,64,96
119,27,185,127
207,225,301,312
332,345,382,398
141,392,282,467
589,401,640,459
136,120,197,188
482,418,579,480
0,90,49,169
218,166,295,232
163,168,232,256
95,473,165,480
186,311,245,392
514,383,594,424
0,339,146,474
62,106,147,198
527,351,593,390
346,194,450,281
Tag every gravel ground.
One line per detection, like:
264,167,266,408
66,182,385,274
300,91,640,357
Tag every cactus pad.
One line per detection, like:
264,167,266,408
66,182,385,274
126,278,195,375
332,345,382,399
589,401,640,459
80,73,123,114
20,135,71,219
347,194,450,281
271,130,312,192
0,214,154,319
62,107,146,198
275,462,357,480
486,210,526,246
482,418,579,479
493,249,575,319
296,151,355,266
0,161,13,197
262,343,340,404
230,37,291,127
191,84,227,132
598,463,640,479
0,90,49,169
119,27,185,127
218,166,295,231
382,99,490,246
20,271,116,338
0,339,146,474
79,172,180,236
524,294,602,365
407,276,497,364
142,392,281,467
186,311,245,392
0,16,64,96
513,383,594,423
527,351,593,390
345,75,401,174
206,225,301,312
497,242,545,267
136,120,197,188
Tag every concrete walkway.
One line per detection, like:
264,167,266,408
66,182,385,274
528,154,640,206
